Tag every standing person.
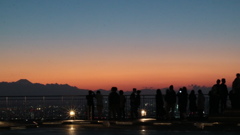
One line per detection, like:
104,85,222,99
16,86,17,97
156,89,164,120
86,90,95,120
130,88,137,119
119,90,126,120
209,79,221,115
197,89,205,120
219,78,228,113
95,90,103,119
135,90,141,118
189,90,197,117
108,87,120,120
177,87,188,120
165,85,176,120
232,73,240,109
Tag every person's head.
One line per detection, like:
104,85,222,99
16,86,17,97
111,87,118,92
216,79,221,84
119,90,124,95
182,87,187,93
169,85,174,90
133,88,137,93
190,90,195,94
221,78,226,84
198,89,202,94
237,73,240,78
156,89,162,95
88,90,93,95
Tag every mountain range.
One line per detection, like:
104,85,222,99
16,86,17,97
0,79,89,96
0,79,163,96
0,79,214,96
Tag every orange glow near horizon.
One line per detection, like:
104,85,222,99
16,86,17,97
0,68,237,91
1,40,239,91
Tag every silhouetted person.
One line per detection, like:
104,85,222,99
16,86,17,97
197,89,205,120
165,85,176,120
108,87,120,120
135,90,141,118
86,90,95,120
177,87,188,120
130,88,137,119
219,78,228,113
209,79,220,115
189,90,197,117
232,73,240,109
95,90,103,119
119,90,126,120
156,89,164,120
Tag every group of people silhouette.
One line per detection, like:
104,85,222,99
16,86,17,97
85,73,240,121
209,73,240,115
156,85,205,120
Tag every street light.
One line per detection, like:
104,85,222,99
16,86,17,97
69,110,76,118
141,109,147,117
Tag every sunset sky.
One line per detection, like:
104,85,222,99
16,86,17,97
1,0,239,91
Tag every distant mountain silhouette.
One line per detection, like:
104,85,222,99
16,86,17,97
16,79,32,85
0,79,89,96
0,79,215,96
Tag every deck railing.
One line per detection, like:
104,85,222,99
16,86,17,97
0,95,229,120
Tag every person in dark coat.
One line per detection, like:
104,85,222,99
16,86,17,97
108,87,120,120
156,89,165,120
165,85,176,120
188,90,197,117
177,87,188,120
219,78,228,113
86,90,95,120
135,90,141,118
130,88,137,119
119,90,126,120
209,79,221,115
197,89,205,120
232,73,240,109
95,90,103,119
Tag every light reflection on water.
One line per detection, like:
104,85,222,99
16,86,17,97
0,125,239,135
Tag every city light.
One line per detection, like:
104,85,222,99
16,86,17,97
141,109,147,117
69,110,75,118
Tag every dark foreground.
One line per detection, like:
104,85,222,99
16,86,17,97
0,117,240,132
0,124,240,135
